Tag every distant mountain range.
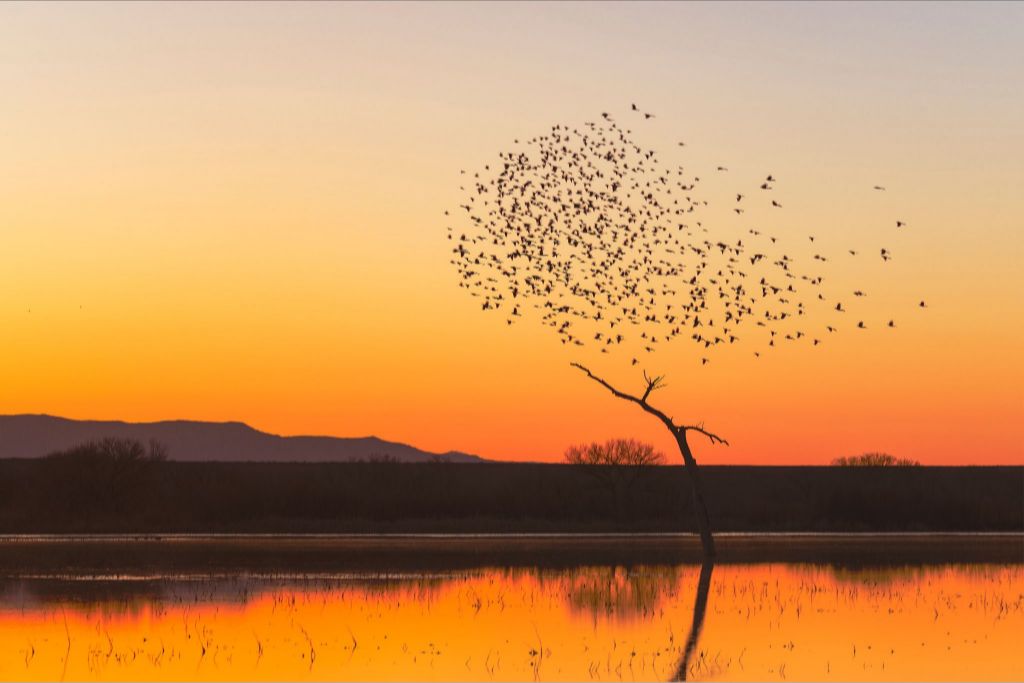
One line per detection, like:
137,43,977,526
0,415,484,463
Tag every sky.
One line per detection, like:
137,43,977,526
0,2,1021,464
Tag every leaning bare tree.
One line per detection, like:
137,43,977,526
449,108,915,556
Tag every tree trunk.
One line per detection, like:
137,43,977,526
674,430,716,558
567,365,721,557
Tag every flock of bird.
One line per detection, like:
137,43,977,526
448,106,924,364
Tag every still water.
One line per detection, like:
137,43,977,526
0,560,1020,681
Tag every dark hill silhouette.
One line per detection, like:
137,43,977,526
0,414,484,463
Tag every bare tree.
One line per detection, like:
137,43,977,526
450,108,916,557
565,437,664,518
564,437,664,468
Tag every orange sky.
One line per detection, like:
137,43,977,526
0,3,1021,464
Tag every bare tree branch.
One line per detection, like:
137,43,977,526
679,424,730,447
571,363,676,431
640,370,667,402
572,364,729,449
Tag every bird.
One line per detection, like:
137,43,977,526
888,320,896,327
896,220,906,228
448,105,914,365
919,300,927,308
857,321,866,329
873,185,886,191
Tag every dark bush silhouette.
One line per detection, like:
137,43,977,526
565,438,664,518
565,438,665,468
34,438,168,526
832,453,921,466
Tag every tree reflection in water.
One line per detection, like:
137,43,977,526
674,561,714,681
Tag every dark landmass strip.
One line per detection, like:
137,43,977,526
0,414,483,463
0,535,1019,584
0,460,1019,534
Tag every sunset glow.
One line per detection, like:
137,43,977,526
0,3,1021,463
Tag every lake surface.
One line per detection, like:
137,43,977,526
0,535,1020,681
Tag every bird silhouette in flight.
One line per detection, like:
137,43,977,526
448,106,919,365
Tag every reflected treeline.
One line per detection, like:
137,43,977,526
826,563,1014,587
1,561,1017,617
557,565,685,620
1,567,699,618
0,573,466,613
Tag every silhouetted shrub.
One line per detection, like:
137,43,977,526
565,438,665,517
831,452,921,466
564,438,665,467
36,438,168,525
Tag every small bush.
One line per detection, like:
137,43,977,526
564,438,665,467
831,452,921,466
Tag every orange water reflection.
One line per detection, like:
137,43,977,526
0,564,1020,681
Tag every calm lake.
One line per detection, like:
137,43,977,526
0,535,1020,681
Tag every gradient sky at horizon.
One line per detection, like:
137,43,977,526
1,2,1021,464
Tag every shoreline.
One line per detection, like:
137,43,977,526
1,530,1022,541
0,533,1018,576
